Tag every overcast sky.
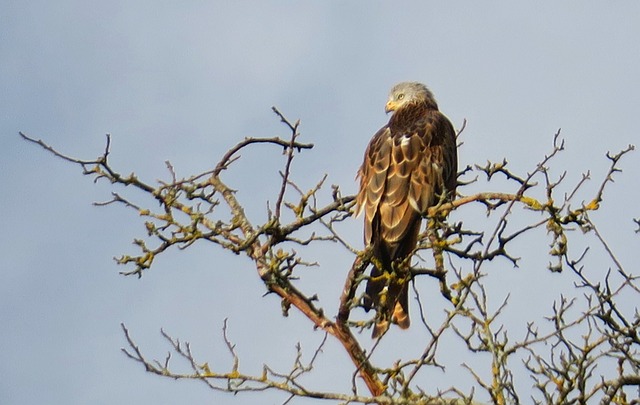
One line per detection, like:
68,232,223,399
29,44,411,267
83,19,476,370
2,2,639,404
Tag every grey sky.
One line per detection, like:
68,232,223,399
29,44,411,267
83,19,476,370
2,2,639,404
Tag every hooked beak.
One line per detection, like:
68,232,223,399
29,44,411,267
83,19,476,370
385,100,398,114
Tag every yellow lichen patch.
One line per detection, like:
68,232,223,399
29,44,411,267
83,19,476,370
520,196,543,210
451,273,474,291
200,362,213,376
585,199,600,211
137,252,154,268
551,376,565,390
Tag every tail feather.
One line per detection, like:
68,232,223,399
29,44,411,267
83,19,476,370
365,212,420,338
363,265,384,312
392,286,410,329
372,320,389,339
367,265,411,338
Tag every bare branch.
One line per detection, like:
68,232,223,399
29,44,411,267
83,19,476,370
22,116,638,404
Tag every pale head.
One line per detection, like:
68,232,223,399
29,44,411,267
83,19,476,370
385,82,437,113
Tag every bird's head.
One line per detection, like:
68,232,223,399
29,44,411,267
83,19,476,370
385,82,436,113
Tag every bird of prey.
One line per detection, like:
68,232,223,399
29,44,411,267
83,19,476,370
355,82,458,338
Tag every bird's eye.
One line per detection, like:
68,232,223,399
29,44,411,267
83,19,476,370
398,94,405,100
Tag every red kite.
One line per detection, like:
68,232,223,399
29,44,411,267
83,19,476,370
356,82,458,338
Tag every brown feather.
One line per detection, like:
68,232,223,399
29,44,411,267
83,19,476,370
356,82,457,338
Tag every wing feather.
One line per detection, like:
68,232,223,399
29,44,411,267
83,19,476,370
375,133,423,244
356,127,392,244
357,111,457,248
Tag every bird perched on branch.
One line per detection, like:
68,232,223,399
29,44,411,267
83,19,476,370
355,82,458,338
